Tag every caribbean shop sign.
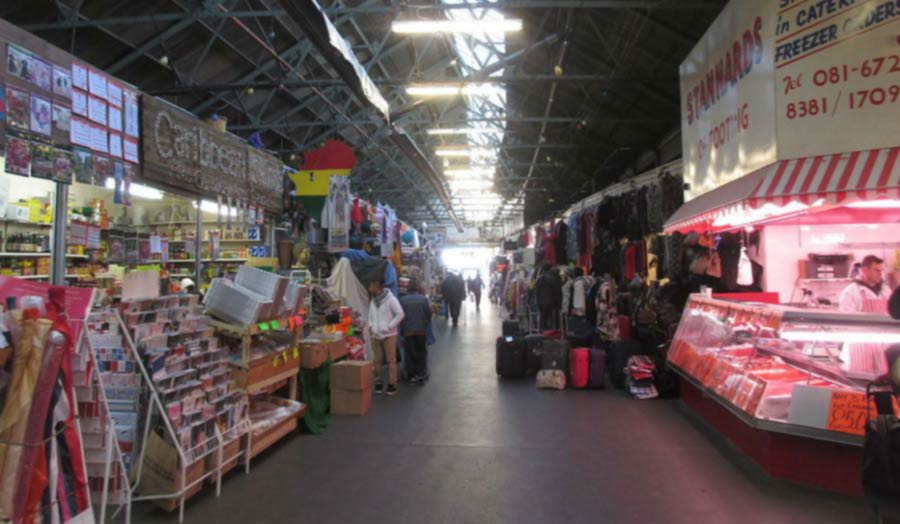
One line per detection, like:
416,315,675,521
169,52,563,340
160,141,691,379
681,0,900,199
142,95,283,212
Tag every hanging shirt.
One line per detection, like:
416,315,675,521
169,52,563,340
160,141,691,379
321,176,351,232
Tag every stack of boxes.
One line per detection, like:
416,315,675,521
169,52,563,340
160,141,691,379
330,361,372,416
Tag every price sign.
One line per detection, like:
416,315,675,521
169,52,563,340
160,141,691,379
249,246,268,258
826,391,871,436
247,227,260,241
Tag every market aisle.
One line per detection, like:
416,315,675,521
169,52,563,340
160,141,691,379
139,300,870,524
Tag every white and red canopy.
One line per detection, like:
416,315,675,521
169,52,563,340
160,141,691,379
665,147,900,233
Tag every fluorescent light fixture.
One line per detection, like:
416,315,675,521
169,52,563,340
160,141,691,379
451,180,493,191
104,177,164,200
781,330,900,344
445,167,496,177
428,128,502,136
392,18,522,34
846,199,900,208
436,147,495,157
407,84,503,97
193,200,239,217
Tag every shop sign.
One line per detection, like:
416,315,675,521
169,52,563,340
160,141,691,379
775,0,900,158
680,1,777,199
682,0,900,199
142,95,284,212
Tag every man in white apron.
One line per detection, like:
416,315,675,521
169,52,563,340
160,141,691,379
838,255,891,373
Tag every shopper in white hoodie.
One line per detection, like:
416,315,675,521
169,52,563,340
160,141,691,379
367,279,405,396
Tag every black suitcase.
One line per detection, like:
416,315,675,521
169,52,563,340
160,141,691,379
496,336,527,378
608,340,642,389
524,334,546,376
541,339,570,374
502,320,522,337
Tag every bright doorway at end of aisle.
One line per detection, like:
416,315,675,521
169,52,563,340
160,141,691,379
441,246,497,322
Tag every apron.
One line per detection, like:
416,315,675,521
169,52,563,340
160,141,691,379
844,287,890,374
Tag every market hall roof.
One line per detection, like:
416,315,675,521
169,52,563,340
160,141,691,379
2,0,727,229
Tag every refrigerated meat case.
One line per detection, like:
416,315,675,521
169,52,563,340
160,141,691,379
668,295,900,445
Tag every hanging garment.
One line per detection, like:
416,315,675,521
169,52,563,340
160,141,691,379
623,244,637,282
554,220,568,265
327,258,370,321
321,175,351,232
544,228,557,267
566,215,579,265
351,197,363,226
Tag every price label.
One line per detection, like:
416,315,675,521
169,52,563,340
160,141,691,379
826,391,871,435
247,227,260,240
258,322,270,332
293,347,299,359
249,246,269,257
272,357,279,368
270,320,280,329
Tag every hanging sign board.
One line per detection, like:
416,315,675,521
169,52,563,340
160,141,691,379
141,95,284,213
679,1,777,200
682,0,900,200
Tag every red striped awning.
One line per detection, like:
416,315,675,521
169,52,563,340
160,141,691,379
749,147,900,207
664,147,900,233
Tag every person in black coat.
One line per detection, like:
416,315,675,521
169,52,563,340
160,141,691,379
890,285,900,320
535,264,563,330
441,272,467,327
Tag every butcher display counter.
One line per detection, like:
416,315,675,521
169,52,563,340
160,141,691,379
668,295,900,445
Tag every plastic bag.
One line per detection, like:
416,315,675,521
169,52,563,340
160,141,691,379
737,247,754,286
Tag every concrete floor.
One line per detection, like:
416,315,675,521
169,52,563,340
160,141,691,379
137,300,873,524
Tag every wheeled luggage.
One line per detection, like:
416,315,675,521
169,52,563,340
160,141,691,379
502,320,522,337
568,348,589,389
587,347,606,389
524,334,546,376
495,336,527,378
541,339,570,374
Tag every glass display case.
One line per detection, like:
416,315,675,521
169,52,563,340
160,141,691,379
668,295,900,443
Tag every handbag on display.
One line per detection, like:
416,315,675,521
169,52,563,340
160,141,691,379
706,252,723,278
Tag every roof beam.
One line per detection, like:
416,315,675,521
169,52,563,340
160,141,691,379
323,1,722,14
230,115,667,132
21,10,287,32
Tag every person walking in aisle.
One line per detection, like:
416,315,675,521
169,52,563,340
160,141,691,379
400,279,432,385
368,279,405,396
468,272,485,312
441,272,467,327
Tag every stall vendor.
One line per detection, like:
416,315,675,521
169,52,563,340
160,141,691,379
838,255,891,314
839,255,892,374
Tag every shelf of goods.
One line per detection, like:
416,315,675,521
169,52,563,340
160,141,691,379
667,295,900,495
76,309,143,523
204,266,309,459
119,294,251,521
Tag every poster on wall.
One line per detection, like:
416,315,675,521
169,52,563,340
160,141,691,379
774,1,900,158
679,1,777,200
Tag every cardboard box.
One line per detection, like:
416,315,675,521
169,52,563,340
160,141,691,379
300,342,329,369
327,338,348,361
134,431,204,512
330,361,373,391
331,387,371,416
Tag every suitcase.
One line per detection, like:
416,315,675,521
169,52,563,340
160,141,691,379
587,347,606,389
608,340,641,389
568,348,589,389
524,334,546,376
541,339,570,374
495,336,527,378
502,320,522,337
536,369,566,390
618,315,633,341
542,329,563,340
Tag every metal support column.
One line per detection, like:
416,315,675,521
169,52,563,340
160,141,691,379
195,199,203,287
267,215,275,260
50,183,68,286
